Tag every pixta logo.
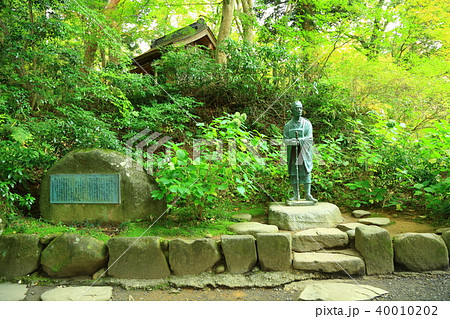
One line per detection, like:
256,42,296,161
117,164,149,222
125,129,171,175
125,129,326,174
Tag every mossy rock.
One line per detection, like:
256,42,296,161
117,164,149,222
0,234,42,279
442,231,450,255
40,233,108,278
393,233,449,271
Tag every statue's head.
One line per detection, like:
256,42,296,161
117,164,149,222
291,101,303,109
290,101,303,117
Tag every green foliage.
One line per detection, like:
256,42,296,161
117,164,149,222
312,135,349,202
312,114,449,224
345,180,388,208
0,0,448,228
302,80,355,135
29,105,123,156
153,41,304,126
150,112,284,219
150,141,225,219
119,96,201,139
0,117,55,221
118,217,235,238
0,105,123,219
0,0,167,215
327,52,449,131
0,181,34,224
2,216,110,242
410,120,450,223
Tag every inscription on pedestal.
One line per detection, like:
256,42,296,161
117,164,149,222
50,174,121,204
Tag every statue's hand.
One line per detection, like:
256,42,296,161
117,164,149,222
284,138,300,145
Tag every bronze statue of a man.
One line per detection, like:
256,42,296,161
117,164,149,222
283,101,317,203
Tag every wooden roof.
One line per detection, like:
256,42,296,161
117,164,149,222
130,19,217,74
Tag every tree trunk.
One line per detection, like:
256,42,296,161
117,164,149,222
83,41,99,68
28,0,38,110
104,0,121,64
360,0,386,59
240,0,254,43
100,48,106,68
216,0,235,64
82,0,121,68
104,0,121,11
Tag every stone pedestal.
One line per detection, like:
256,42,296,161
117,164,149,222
285,199,317,206
268,202,343,231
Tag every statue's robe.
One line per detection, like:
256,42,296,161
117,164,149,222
283,117,313,183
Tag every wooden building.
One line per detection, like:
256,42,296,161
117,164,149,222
130,19,217,75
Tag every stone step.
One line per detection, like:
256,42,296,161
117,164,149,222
352,209,371,218
358,217,391,226
227,222,278,236
231,213,252,221
0,283,28,301
292,227,349,252
298,282,388,301
40,286,113,301
336,223,366,232
268,202,343,231
293,251,365,275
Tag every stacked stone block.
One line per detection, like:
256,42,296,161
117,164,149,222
1,228,450,280
221,235,257,273
168,238,222,275
41,233,108,278
355,225,394,275
0,234,42,279
107,236,170,279
393,233,449,271
256,233,292,271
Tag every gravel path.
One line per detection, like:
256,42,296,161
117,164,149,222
23,270,449,301
354,272,450,301
111,272,450,301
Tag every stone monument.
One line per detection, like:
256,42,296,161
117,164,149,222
40,148,166,224
268,101,343,230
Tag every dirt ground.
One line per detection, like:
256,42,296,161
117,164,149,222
340,208,436,235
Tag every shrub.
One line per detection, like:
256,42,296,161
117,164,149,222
150,112,285,219
0,118,55,221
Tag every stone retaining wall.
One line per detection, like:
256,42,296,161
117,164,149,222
1,228,449,280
